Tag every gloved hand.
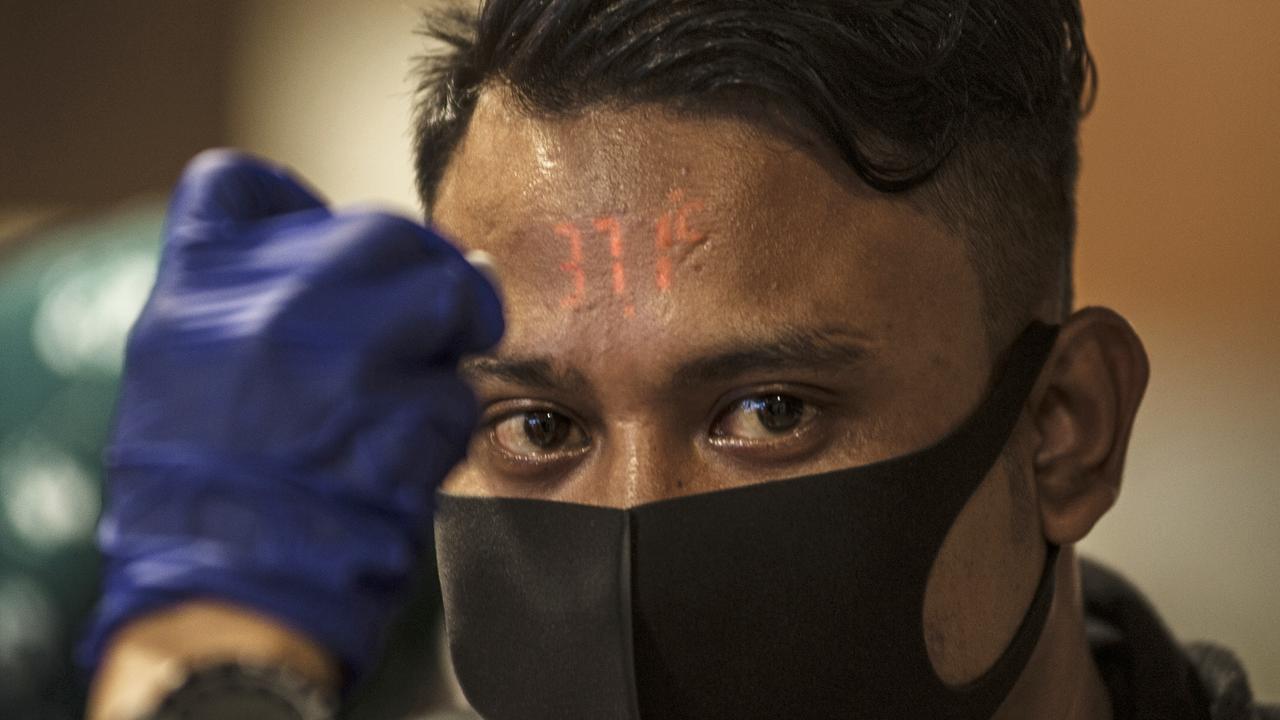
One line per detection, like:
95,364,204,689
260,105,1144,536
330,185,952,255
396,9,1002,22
80,150,503,681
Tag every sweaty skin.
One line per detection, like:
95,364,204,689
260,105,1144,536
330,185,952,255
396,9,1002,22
432,88,1124,719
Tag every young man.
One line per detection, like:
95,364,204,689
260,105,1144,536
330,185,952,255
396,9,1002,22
85,1,1276,719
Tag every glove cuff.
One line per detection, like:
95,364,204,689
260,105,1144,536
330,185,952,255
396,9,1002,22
80,460,426,685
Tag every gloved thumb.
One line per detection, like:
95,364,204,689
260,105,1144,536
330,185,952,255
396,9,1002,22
169,149,329,225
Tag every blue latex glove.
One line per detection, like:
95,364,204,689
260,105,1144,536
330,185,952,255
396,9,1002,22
79,150,503,680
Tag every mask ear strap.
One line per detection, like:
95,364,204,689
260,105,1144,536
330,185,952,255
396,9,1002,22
992,321,1061,410
964,321,1061,464
883,320,1061,556
917,321,1063,709
932,320,1061,506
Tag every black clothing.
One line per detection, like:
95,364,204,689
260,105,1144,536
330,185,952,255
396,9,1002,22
1083,559,1277,720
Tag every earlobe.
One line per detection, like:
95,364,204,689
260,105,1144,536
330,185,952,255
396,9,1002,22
1030,308,1150,545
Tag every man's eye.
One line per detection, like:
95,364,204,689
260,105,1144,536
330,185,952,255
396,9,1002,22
712,394,815,441
491,410,588,457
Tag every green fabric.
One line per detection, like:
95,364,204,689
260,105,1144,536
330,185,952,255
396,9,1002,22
0,202,164,717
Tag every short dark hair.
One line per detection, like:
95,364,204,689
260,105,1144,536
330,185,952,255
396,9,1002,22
412,0,1095,341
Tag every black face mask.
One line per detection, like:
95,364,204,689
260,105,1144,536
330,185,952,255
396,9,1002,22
435,323,1061,720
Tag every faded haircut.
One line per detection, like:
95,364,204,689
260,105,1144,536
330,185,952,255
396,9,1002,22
411,0,1096,342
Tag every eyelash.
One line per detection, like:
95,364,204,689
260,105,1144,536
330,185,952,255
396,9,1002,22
707,391,822,444
480,401,592,466
479,386,827,468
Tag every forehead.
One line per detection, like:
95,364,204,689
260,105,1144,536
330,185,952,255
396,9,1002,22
435,91,885,251
432,90,985,372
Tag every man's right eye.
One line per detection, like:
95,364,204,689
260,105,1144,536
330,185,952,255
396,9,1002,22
490,410,589,459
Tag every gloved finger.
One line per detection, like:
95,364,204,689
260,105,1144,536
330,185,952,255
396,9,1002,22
364,246,505,362
357,214,505,356
169,148,329,226
282,211,505,360
465,250,503,302
452,248,506,356
378,219,505,357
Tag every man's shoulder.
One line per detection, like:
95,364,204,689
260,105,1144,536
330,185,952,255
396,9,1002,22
1185,642,1280,720
1081,557,1276,720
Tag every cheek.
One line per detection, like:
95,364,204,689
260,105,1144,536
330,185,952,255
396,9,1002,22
441,430,502,497
921,432,1044,685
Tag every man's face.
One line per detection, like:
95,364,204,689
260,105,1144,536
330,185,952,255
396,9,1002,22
433,89,1045,684
435,91,997,502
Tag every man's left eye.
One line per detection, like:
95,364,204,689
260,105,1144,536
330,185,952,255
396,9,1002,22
711,394,816,441
491,409,588,458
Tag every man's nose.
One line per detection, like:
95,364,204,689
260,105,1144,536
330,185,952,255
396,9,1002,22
596,422,711,508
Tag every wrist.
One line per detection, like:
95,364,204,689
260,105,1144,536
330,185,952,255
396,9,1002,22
87,600,338,720
146,662,336,720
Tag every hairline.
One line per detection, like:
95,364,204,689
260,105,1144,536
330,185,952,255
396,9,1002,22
428,86,1068,351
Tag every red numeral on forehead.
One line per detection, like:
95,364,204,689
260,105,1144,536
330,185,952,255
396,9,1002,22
656,190,706,293
557,222,586,309
594,217,635,318
656,212,674,291
555,190,706,316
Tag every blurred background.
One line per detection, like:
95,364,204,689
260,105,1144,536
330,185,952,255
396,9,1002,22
1,0,1276,715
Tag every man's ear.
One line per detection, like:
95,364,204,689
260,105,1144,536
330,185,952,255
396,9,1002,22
1030,307,1150,545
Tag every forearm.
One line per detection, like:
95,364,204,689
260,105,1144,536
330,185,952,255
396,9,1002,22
87,600,338,720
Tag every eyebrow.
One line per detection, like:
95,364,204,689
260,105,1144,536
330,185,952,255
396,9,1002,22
460,326,871,395
669,327,872,389
460,356,594,396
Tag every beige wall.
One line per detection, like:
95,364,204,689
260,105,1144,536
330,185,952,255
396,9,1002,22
1074,0,1280,696
227,0,428,216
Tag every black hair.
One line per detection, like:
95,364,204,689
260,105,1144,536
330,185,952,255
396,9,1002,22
412,0,1096,339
